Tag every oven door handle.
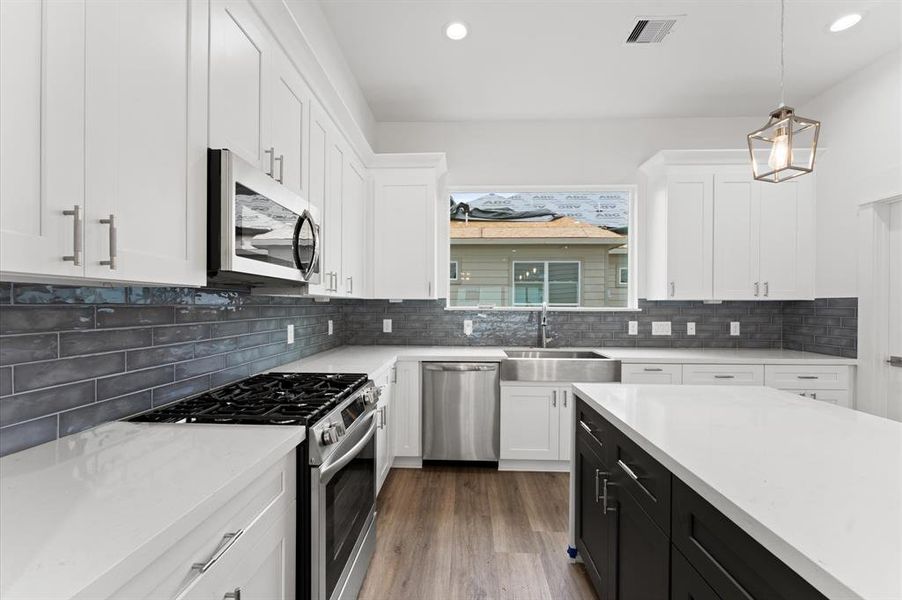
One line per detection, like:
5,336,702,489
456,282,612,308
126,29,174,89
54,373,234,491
319,412,377,485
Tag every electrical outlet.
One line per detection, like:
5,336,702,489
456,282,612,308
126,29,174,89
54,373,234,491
286,324,294,344
463,319,473,335
687,322,696,335
383,319,392,333
652,321,672,336
328,320,333,336
628,321,638,335
730,321,741,336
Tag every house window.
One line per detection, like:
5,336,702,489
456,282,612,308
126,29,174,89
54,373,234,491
513,261,581,306
448,188,635,310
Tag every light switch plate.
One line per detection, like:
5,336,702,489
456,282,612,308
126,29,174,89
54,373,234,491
628,321,638,335
328,320,333,336
383,319,392,333
286,324,294,344
463,319,473,335
652,321,671,336
730,321,741,336
687,322,696,335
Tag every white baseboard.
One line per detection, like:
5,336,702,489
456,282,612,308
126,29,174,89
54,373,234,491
498,459,570,472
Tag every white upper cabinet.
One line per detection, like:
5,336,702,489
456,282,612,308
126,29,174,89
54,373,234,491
713,169,760,299
371,167,440,299
342,155,367,297
1,0,206,286
643,151,815,301
83,0,207,285
270,48,310,200
1,0,85,279
209,0,270,171
305,99,331,296
324,135,344,295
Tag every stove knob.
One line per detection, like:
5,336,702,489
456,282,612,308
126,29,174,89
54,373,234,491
321,425,339,445
364,388,379,405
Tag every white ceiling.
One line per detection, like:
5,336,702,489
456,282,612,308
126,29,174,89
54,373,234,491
318,0,902,122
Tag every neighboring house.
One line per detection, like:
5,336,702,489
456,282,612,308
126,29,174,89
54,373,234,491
449,216,628,308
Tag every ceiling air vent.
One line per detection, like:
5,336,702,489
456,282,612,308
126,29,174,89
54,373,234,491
626,17,678,44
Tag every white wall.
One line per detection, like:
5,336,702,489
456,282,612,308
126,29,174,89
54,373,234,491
375,117,762,186
799,48,902,298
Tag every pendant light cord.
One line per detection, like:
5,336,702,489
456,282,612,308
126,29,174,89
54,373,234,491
779,0,785,107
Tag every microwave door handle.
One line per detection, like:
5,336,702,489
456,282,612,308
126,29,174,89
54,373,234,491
319,412,377,485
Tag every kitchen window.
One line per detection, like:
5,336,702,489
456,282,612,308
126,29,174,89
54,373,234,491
448,187,636,310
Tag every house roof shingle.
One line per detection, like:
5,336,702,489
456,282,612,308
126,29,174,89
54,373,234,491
450,216,625,240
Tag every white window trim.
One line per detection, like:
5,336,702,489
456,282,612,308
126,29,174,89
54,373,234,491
450,260,459,281
512,260,581,307
446,184,639,312
618,267,628,286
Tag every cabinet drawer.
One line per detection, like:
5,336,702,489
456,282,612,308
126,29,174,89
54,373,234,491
765,365,849,390
778,388,851,407
672,477,827,600
612,428,671,534
575,398,611,461
682,364,763,385
112,451,296,599
621,364,683,384
671,546,719,600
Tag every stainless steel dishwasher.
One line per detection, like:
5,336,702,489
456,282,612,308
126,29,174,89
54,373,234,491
422,362,500,462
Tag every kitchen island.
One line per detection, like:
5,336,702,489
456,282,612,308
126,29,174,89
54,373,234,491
570,384,901,600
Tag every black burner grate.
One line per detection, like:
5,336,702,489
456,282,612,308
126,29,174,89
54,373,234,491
129,372,368,426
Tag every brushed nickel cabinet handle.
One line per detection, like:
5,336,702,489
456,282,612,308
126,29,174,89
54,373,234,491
551,390,557,408
99,214,116,270
562,390,568,408
669,281,675,297
887,356,902,367
579,420,593,435
643,367,663,372
62,205,82,266
602,476,615,514
594,468,600,503
191,529,244,573
754,281,759,297
264,147,274,176
275,153,284,183
224,589,241,600
763,281,769,297
714,374,735,379
347,276,353,294
797,375,819,380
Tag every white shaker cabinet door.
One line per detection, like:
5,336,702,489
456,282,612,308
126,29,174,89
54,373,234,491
0,0,85,278
305,100,331,295
323,135,345,295
665,168,713,299
392,362,421,458
500,386,560,461
270,48,310,200
209,0,271,171
341,156,367,297
83,0,207,285
758,177,815,299
557,387,574,462
713,169,760,300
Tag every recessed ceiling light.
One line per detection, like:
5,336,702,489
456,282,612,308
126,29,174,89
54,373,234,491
445,22,468,41
829,13,862,32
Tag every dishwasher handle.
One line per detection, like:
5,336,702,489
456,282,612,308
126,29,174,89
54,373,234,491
423,363,498,372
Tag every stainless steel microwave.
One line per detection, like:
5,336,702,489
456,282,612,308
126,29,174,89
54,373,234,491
208,149,320,286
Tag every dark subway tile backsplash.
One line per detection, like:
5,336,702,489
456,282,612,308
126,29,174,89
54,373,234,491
0,282,348,456
0,280,857,457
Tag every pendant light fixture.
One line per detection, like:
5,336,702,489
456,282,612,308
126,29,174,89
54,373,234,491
747,0,820,183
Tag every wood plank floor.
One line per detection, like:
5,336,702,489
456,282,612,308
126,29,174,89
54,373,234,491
359,466,597,600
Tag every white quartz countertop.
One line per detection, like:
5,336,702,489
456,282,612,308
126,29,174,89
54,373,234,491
271,345,854,378
573,383,901,600
0,421,304,600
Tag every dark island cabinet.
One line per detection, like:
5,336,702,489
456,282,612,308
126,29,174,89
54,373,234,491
574,397,829,600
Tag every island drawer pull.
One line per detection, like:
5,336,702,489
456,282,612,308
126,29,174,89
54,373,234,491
579,420,593,435
191,529,244,573
617,459,639,482
714,375,735,379
796,375,819,379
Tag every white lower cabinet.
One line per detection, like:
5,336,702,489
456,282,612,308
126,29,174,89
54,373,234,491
500,384,573,470
621,363,683,384
681,364,764,385
374,366,395,494
391,361,421,464
113,450,296,600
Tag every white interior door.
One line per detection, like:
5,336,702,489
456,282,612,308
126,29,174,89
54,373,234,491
887,202,902,421
713,169,759,299
0,0,85,279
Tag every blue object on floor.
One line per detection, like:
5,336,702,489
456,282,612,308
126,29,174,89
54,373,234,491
567,545,578,559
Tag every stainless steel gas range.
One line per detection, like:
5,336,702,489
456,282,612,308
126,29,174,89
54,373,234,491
130,372,378,600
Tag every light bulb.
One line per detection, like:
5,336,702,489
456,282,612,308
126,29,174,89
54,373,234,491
768,130,792,170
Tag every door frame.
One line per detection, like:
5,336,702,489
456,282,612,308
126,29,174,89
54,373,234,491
857,193,901,418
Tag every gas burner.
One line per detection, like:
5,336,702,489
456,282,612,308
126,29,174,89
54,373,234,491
129,372,369,426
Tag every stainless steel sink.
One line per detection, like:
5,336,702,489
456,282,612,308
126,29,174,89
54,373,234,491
501,349,621,383
504,349,608,359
